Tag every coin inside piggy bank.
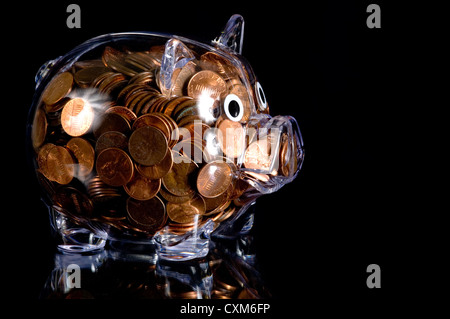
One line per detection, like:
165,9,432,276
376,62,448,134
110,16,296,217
27,14,304,260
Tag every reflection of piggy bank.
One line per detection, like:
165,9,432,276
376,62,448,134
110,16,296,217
27,14,304,260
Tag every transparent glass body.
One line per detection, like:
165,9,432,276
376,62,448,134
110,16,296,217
27,15,304,260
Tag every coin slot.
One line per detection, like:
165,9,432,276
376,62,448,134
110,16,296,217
256,82,267,111
223,93,243,122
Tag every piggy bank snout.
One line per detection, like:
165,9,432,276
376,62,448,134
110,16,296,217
238,114,304,194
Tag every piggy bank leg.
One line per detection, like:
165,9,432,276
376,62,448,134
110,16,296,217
49,206,107,254
154,219,215,261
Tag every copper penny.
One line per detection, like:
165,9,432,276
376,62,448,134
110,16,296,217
171,98,198,122
39,145,75,185
124,172,161,201
244,137,272,171
159,187,195,204
279,133,291,177
162,96,192,118
167,195,205,223
156,112,179,148
200,52,236,79
137,147,173,180
217,119,245,158
196,162,233,198
187,70,227,100
172,61,197,97
45,96,71,113
87,175,122,203
52,187,93,218
102,46,139,77
48,146,75,185
162,151,198,196
126,196,166,231
105,106,137,122
202,191,229,213
31,108,47,150
95,131,128,154
61,98,95,137
175,139,205,165
66,137,95,178
74,66,111,88
37,143,56,177
128,126,168,166
128,71,155,85
132,113,171,141
73,59,106,69
42,72,73,105
96,148,134,186
93,112,130,139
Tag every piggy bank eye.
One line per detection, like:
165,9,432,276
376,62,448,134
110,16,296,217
256,82,267,111
223,93,244,122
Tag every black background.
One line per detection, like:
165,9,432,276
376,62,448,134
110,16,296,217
5,0,425,313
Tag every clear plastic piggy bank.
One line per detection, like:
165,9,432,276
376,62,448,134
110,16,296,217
27,14,304,260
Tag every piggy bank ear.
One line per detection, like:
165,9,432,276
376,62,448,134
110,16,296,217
213,14,245,54
160,38,195,96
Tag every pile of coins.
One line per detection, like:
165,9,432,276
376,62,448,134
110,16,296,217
31,43,270,238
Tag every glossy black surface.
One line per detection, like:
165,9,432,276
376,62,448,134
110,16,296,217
40,234,270,299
